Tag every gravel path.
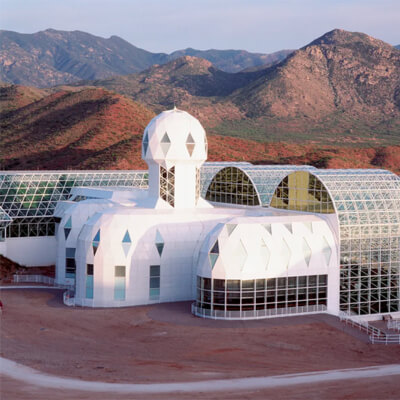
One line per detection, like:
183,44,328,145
1,357,400,394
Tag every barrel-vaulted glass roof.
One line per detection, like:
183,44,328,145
268,168,400,316
0,171,148,220
310,169,400,232
201,164,316,206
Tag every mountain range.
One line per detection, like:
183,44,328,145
77,29,400,143
0,29,292,87
0,28,399,173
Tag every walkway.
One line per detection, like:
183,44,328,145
0,286,62,290
1,357,400,394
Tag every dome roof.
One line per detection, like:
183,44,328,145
142,108,207,164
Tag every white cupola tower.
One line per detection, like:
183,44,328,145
142,108,208,209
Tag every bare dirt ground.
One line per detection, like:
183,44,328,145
1,289,400,399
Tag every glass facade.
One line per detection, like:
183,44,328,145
114,266,126,301
65,247,76,279
149,265,161,300
205,167,260,206
201,164,316,206
270,171,335,213
86,264,94,299
159,166,175,207
270,169,400,316
0,171,148,238
196,275,328,312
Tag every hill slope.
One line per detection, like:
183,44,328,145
0,29,291,87
0,29,167,87
0,85,154,169
81,30,400,143
0,84,398,175
228,30,400,137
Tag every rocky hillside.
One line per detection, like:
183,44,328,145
233,30,400,117
80,30,400,143
0,84,398,175
166,48,292,73
0,29,290,87
0,85,154,169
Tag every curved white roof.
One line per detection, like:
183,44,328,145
142,108,207,165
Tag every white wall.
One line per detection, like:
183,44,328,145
4,237,56,266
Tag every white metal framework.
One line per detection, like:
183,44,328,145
269,169,400,316
0,171,148,238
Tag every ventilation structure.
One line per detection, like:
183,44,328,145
160,166,175,207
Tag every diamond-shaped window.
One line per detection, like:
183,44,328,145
302,238,312,266
142,131,149,156
186,133,195,156
92,229,100,256
209,239,219,269
160,132,171,157
64,216,72,240
260,238,271,270
122,230,131,256
322,236,332,265
155,229,164,257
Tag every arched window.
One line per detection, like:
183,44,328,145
205,167,260,206
270,171,335,214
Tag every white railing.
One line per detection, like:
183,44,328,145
192,303,327,320
13,274,55,285
387,320,400,332
339,311,400,345
13,274,75,306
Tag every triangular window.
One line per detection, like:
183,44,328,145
64,216,72,240
122,230,131,243
263,224,272,235
209,253,219,269
226,224,237,236
209,240,219,269
284,223,292,234
122,230,131,257
155,229,164,257
210,240,219,255
92,229,100,256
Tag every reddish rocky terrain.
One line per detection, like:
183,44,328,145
0,84,398,174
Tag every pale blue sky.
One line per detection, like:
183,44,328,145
1,0,399,53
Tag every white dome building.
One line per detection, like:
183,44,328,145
9,106,392,323
143,108,208,209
